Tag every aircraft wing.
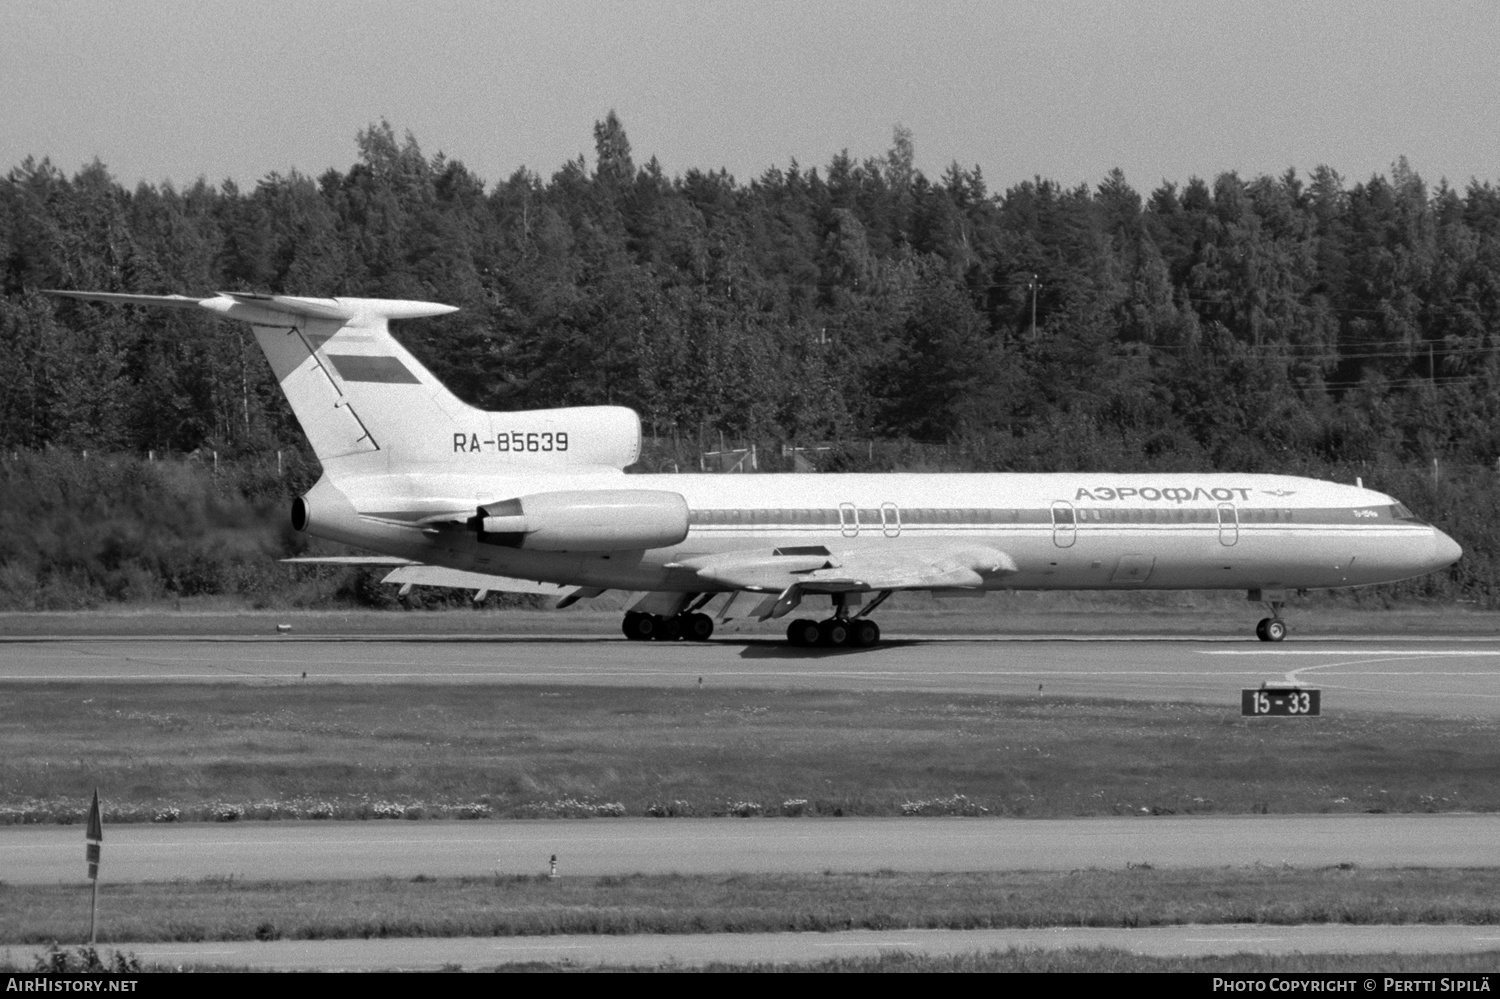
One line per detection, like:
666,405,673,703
282,557,603,604
380,565,589,598
680,544,1018,594
282,556,417,566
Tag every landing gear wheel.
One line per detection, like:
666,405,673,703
623,612,656,641
786,618,820,647
850,619,881,648
653,614,683,641
818,619,850,647
1255,617,1287,642
683,612,714,641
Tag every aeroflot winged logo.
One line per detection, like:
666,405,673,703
1074,486,1255,503
1262,488,1298,498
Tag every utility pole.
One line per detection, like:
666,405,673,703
1030,273,1041,340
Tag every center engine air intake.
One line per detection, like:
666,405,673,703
472,490,690,551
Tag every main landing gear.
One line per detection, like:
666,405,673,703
785,616,881,648
786,591,891,648
622,610,714,642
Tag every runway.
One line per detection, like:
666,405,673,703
6,815,1500,885
2,633,1500,716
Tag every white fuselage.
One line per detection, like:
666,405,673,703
309,469,1462,596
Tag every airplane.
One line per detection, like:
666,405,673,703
48,290,1463,647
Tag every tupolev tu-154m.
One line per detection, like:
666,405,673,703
49,290,1462,647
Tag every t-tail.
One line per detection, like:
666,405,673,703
46,291,643,480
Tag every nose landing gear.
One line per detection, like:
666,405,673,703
1255,617,1287,642
1249,589,1288,642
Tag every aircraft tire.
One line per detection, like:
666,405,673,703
1255,618,1270,641
684,612,714,641
623,612,654,641
653,614,684,641
819,619,850,647
786,619,820,646
850,619,880,647
1265,618,1287,642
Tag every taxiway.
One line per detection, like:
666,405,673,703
5,814,1500,885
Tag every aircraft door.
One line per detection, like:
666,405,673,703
1051,500,1077,548
881,502,901,538
1110,554,1156,583
1217,503,1239,547
839,502,859,538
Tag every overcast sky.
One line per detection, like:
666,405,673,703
3,0,1498,195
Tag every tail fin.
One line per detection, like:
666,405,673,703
48,291,641,476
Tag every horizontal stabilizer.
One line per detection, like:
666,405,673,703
47,290,208,310
47,289,458,324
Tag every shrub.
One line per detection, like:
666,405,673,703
31,945,141,974
724,800,764,818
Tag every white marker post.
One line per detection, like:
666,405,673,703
84,789,102,944
549,854,558,879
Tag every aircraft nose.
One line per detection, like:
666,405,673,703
1432,528,1463,569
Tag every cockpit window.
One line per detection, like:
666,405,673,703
1390,503,1427,524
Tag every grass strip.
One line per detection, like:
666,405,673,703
571,950,1500,973
6,947,1500,973
7,948,1500,974
7,868,1500,945
5,683,1499,823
